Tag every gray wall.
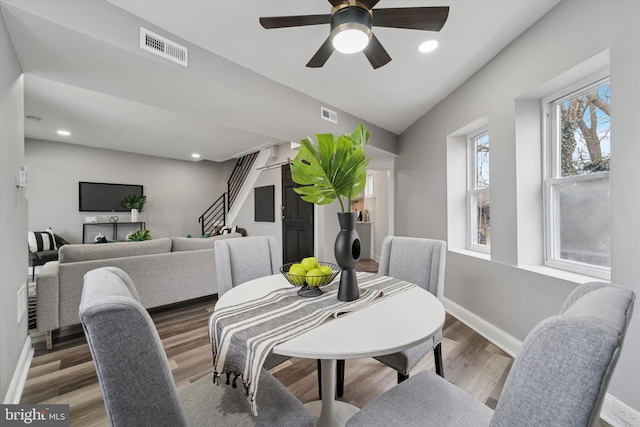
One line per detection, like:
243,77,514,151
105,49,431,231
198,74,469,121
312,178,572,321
396,0,639,410
25,139,234,243
0,11,29,402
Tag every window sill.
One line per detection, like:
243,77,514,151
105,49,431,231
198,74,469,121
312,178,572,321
448,248,491,261
448,249,605,285
519,264,608,284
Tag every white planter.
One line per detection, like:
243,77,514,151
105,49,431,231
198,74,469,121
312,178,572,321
131,209,139,222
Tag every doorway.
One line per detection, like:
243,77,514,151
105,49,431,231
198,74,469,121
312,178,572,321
281,164,314,264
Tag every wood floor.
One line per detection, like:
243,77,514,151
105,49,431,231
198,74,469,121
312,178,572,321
23,298,512,426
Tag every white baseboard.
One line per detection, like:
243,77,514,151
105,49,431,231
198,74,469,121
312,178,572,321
3,335,33,404
443,297,637,426
443,297,522,357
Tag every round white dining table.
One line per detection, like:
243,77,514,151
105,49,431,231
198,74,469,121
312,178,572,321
215,273,446,427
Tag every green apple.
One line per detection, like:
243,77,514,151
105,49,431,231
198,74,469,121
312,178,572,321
318,265,333,285
288,264,307,285
318,265,332,275
305,268,324,287
300,257,319,272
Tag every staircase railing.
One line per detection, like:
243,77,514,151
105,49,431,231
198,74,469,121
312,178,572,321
228,151,259,208
199,193,226,236
199,151,259,236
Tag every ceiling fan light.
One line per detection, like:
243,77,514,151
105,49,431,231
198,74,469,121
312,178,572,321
332,25,370,54
419,40,439,53
330,6,373,55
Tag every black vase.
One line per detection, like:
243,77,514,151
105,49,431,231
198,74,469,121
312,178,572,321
334,212,361,302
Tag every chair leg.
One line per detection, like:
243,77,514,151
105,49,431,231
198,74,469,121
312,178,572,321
32,266,35,282
434,342,444,378
336,359,345,398
46,330,53,351
318,359,345,399
397,371,409,384
317,359,322,399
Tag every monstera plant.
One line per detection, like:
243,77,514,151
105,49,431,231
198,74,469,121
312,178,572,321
291,123,370,213
290,123,371,302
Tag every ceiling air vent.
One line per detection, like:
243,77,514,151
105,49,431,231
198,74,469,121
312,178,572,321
140,27,188,67
321,106,338,124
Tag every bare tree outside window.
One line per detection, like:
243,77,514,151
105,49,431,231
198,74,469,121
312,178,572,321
560,84,610,176
547,81,610,274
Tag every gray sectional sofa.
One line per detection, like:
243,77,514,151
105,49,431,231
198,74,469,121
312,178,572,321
36,233,242,350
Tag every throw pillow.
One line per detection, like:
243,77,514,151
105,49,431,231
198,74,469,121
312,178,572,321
28,228,56,253
220,226,237,235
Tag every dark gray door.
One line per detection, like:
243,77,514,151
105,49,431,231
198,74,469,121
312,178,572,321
281,164,314,264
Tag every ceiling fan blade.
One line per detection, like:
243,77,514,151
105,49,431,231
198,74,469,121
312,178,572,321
306,37,335,68
359,0,381,9
327,0,347,6
372,7,449,31
260,14,330,29
363,34,391,69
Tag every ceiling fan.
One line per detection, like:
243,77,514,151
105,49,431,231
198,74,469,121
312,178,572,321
259,0,449,69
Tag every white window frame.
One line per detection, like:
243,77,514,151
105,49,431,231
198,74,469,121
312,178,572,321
542,76,610,279
467,129,490,254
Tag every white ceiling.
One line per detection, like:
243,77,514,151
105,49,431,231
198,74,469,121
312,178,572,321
1,0,560,162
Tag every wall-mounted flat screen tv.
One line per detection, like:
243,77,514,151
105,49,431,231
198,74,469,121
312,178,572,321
79,182,144,212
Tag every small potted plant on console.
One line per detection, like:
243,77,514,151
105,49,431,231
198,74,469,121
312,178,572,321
122,194,147,222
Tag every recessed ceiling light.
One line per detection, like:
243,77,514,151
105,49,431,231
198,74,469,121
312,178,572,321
419,40,439,53
191,153,201,159
57,130,71,136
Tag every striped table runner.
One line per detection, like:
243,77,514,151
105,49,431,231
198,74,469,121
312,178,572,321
209,272,416,415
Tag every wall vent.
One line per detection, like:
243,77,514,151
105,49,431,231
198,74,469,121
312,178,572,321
321,106,338,124
140,27,188,67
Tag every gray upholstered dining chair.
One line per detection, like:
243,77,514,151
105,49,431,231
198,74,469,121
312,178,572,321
79,266,314,427
333,236,446,398
375,236,447,381
214,235,280,297
347,282,635,427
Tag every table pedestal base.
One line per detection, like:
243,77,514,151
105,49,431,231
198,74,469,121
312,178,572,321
306,359,359,427
305,401,359,427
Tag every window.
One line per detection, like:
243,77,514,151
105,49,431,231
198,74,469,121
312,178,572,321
544,78,610,278
467,130,490,253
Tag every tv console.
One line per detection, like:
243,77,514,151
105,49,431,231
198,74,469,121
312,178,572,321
82,222,145,243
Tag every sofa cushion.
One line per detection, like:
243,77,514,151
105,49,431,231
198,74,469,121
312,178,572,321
30,249,59,263
28,229,56,253
59,238,172,263
171,232,241,252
